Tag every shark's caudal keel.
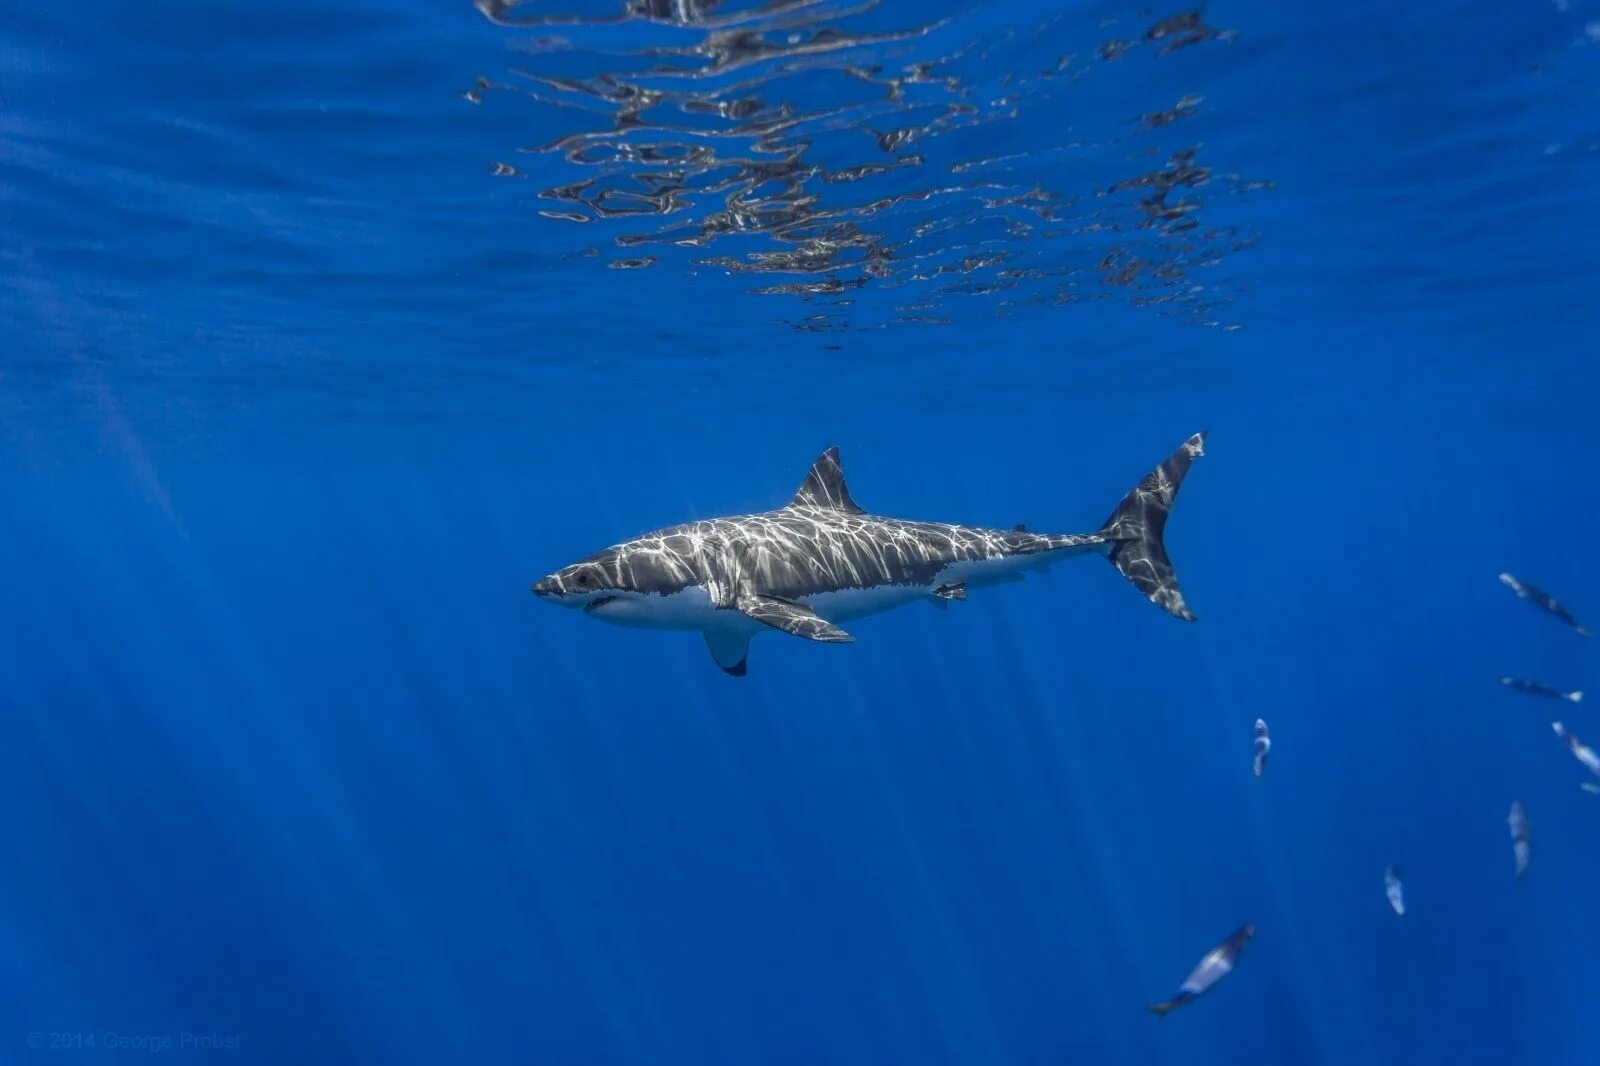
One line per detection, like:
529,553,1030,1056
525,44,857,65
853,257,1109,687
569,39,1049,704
532,431,1208,676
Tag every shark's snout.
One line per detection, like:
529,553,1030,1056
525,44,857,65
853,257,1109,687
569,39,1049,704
531,577,562,599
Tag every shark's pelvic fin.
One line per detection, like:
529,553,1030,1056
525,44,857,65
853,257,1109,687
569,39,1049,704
791,447,865,513
704,629,751,676
737,594,854,643
1100,431,1206,622
934,582,967,601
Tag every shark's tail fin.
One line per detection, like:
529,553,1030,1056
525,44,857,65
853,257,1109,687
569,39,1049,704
1100,431,1206,622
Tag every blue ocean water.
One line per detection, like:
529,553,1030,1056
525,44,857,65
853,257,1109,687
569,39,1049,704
3,0,1599,1061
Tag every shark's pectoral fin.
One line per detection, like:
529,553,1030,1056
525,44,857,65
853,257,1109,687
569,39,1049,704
736,595,853,643
704,629,752,676
933,581,967,601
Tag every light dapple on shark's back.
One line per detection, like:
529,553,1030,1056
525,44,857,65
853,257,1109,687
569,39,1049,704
532,432,1208,676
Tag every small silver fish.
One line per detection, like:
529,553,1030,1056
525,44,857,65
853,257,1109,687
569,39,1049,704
1385,866,1405,916
1508,802,1530,879
1500,676,1583,703
1252,719,1270,779
1581,782,1600,795
1554,722,1600,776
1147,924,1255,1016
1499,572,1591,637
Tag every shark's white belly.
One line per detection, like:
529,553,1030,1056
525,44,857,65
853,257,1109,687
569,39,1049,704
589,585,720,630
809,550,1079,621
803,583,930,622
587,550,1079,631
938,551,1060,588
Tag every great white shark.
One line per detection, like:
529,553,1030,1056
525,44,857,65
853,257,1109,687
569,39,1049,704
532,431,1207,676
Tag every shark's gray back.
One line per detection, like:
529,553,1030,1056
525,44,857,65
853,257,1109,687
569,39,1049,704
600,508,1101,600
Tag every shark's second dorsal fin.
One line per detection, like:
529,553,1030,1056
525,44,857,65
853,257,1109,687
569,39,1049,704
791,447,864,513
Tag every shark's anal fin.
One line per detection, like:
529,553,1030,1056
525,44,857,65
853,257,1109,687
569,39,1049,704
933,582,967,601
704,629,751,676
737,595,853,643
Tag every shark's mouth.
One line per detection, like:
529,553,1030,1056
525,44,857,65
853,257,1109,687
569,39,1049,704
584,595,618,614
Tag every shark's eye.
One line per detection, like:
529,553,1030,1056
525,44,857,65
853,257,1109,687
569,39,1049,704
576,574,591,587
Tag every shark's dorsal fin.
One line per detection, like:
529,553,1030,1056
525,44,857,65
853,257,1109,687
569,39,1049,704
790,447,865,514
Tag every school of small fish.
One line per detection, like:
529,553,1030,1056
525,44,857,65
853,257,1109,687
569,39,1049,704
1149,571,1588,1016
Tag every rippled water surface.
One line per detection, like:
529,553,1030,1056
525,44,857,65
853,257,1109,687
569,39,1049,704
472,0,1259,323
3,0,1599,1063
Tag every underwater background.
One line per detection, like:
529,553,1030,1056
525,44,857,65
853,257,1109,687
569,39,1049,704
3,0,1599,1062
